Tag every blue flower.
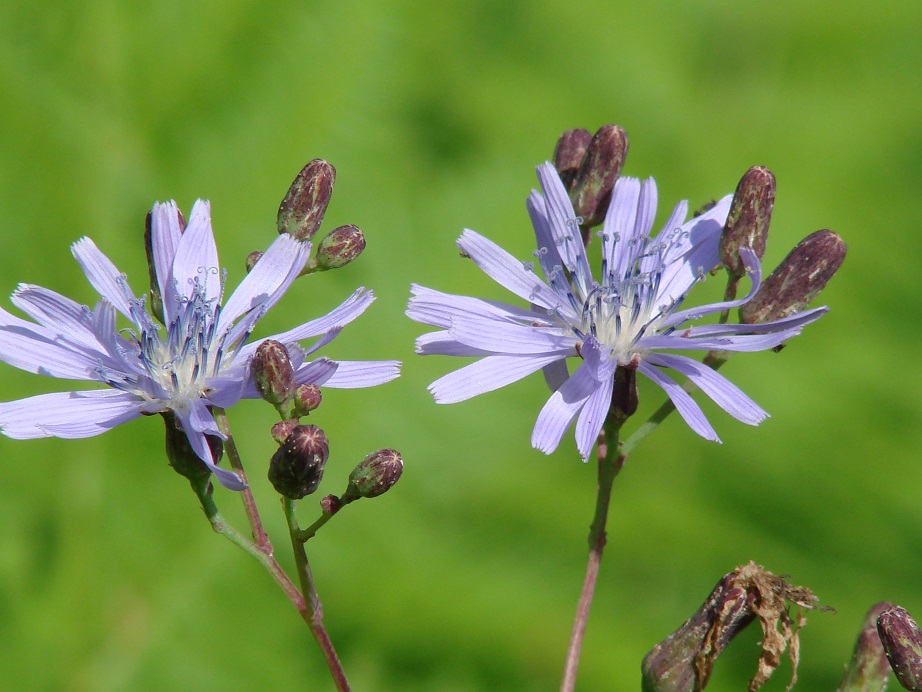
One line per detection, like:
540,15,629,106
0,200,400,489
408,163,825,459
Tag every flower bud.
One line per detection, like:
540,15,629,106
740,230,847,324
838,602,894,692
277,159,336,241
268,424,329,499
570,124,629,229
270,419,297,445
316,224,366,269
642,561,821,692
553,128,592,190
877,605,922,691
292,384,322,417
342,449,403,503
719,166,775,279
252,340,295,407
245,250,262,273
162,411,221,485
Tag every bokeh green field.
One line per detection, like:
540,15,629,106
1,1,920,689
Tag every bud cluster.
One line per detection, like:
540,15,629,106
242,159,366,277
553,125,628,241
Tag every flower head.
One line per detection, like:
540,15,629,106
407,163,826,459
0,200,400,489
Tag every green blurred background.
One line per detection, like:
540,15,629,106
0,1,919,689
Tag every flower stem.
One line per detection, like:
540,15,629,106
284,498,351,691
213,407,270,549
560,423,625,692
190,477,305,610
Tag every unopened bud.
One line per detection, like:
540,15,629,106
277,159,336,241
838,602,894,692
642,561,822,692
553,128,592,190
292,384,322,417
268,424,329,499
162,411,221,485
253,340,295,407
316,224,365,269
270,420,297,445
719,166,775,279
245,251,263,273
740,230,847,324
571,124,629,228
878,605,922,691
342,449,403,503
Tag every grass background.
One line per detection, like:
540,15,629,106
0,1,920,689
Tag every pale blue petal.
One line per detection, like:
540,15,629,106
457,230,569,314
10,284,99,349
178,413,246,491
447,316,576,355
430,353,562,404
660,246,763,328
416,331,492,357
535,162,593,295
171,200,221,305
526,190,566,285
0,389,142,439
640,328,804,352
654,194,732,306
71,237,135,318
648,353,767,425
150,201,184,324
217,233,310,333
531,364,598,455
0,319,102,379
573,361,615,459
638,362,719,441
680,306,828,337
602,176,641,276
407,284,540,329
320,360,401,388
293,358,340,386
253,288,374,347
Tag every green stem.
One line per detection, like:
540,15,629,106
284,499,351,692
190,477,305,610
560,422,626,692
212,407,270,548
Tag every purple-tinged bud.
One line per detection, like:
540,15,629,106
740,230,847,324
878,606,922,691
838,602,895,691
316,224,365,269
252,340,295,407
277,159,336,241
245,250,263,273
571,124,629,229
144,206,186,324
642,561,822,692
268,424,329,499
270,420,297,445
292,384,322,418
321,494,343,515
553,128,592,190
719,166,775,279
341,449,403,503
162,411,222,485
